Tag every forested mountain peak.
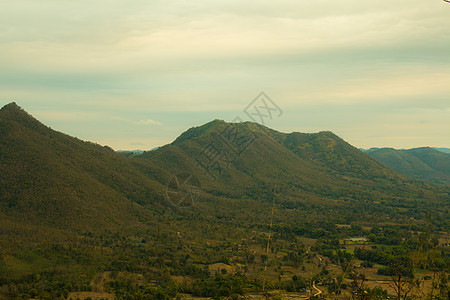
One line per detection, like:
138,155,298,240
1,102,34,119
0,102,44,130
0,101,21,112
0,102,167,231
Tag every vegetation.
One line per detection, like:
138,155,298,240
367,147,450,185
0,103,448,299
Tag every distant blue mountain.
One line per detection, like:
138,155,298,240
117,147,161,157
116,150,144,157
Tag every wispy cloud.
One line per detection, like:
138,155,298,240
135,119,162,126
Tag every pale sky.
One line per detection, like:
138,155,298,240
1,0,449,150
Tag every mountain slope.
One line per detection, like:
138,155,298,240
0,103,168,232
2,104,448,232
434,147,450,154
141,120,448,215
0,103,449,299
367,147,450,185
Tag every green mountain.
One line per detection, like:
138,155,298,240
0,103,448,299
143,120,446,206
0,102,168,232
367,147,450,185
1,104,447,235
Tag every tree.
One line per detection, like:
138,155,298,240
389,264,414,300
261,254,268,263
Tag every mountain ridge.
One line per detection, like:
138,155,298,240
1,102,449,299
367,147,450,185
1,102,449,232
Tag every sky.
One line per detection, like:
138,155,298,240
1,0,449,150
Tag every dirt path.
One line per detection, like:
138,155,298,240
313,281,323,297
292,281,323,300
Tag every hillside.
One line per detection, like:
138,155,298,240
367,147,450,185
0,103,168,233
434,147,450,154
1,103,449,246
0,103,449,299
142,120,448,213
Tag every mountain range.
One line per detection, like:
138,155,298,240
1,102,448,231
366,147,450,185
0,102,449,298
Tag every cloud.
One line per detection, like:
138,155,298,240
135,119,162,126
31,110,103,121
0,0,449,148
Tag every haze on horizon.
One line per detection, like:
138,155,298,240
1,0,449,150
